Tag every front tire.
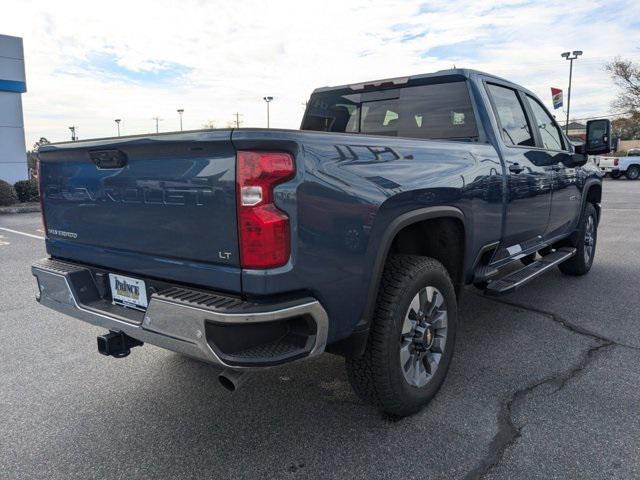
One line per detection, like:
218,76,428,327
345,255,457,417
558,203,598,276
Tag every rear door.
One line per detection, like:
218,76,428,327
39,130,240,291
485,82,554,256
523,94,581,238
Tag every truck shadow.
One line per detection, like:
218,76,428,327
44,289,599,479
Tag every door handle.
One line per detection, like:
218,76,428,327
508,163,524,174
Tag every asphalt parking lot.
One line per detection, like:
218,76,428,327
1,179,639,480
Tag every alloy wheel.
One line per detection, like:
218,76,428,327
400,286,448,388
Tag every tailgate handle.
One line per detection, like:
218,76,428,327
89,149,128,169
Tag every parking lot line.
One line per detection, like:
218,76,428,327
0,227,44,240
601,207,640,211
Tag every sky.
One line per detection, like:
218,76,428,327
2,0,640,146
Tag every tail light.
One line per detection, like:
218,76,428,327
37,158,48,238
236,151,295,268
614,158,619,167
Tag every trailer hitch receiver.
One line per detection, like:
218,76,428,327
97,331,143,358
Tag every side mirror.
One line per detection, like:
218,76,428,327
585,119,612,155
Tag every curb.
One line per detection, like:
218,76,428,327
0,203,41,215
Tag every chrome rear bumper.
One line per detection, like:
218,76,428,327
32,258,328,369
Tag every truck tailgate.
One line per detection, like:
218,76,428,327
598,156,617,168
38,130,240,291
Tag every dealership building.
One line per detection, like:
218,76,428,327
0,34,27,184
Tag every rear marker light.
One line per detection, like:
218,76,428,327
237,151,295,269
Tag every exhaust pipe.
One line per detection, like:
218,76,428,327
218,369,250,392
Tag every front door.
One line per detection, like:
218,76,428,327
485,83,554,258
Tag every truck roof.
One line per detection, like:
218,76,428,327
312,68,515,94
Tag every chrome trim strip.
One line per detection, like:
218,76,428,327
32,263,329,370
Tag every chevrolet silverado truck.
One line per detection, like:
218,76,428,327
598,148,640,179
33,69,611,416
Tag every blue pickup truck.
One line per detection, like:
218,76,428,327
33,69,610,416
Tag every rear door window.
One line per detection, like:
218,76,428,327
486,84,535,147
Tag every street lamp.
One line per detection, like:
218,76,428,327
561,50,583,135
177,109,184,131
68,126,77,141
115,119,121,137
263,96,274,128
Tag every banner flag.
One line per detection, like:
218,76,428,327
551,87,563,109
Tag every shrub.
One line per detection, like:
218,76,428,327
14,178,39,203
0,180,18,206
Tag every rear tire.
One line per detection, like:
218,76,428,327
558,203,598,276
610,170,623,179
626,165,640,180
345,255,457,417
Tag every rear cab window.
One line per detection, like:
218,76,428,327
301,79,479,141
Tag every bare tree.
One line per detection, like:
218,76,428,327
606,56,640,112
27,137,51,177
612,111,640,140
202,120,217,130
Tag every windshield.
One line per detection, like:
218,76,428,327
301,80,478,140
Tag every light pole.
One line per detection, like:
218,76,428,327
68,126,77,141
263,96,273,128
177,109,184,131
561,50,583,135
115,119,121,137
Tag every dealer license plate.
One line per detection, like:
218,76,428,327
109,273,148,310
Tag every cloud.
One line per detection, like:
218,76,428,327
63,52,192,85
1,0,639,146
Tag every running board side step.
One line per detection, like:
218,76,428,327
484,247,576,296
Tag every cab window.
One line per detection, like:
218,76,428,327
301,80,478,140
526,95,565,151
360,99,400,136
486,83,534,147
